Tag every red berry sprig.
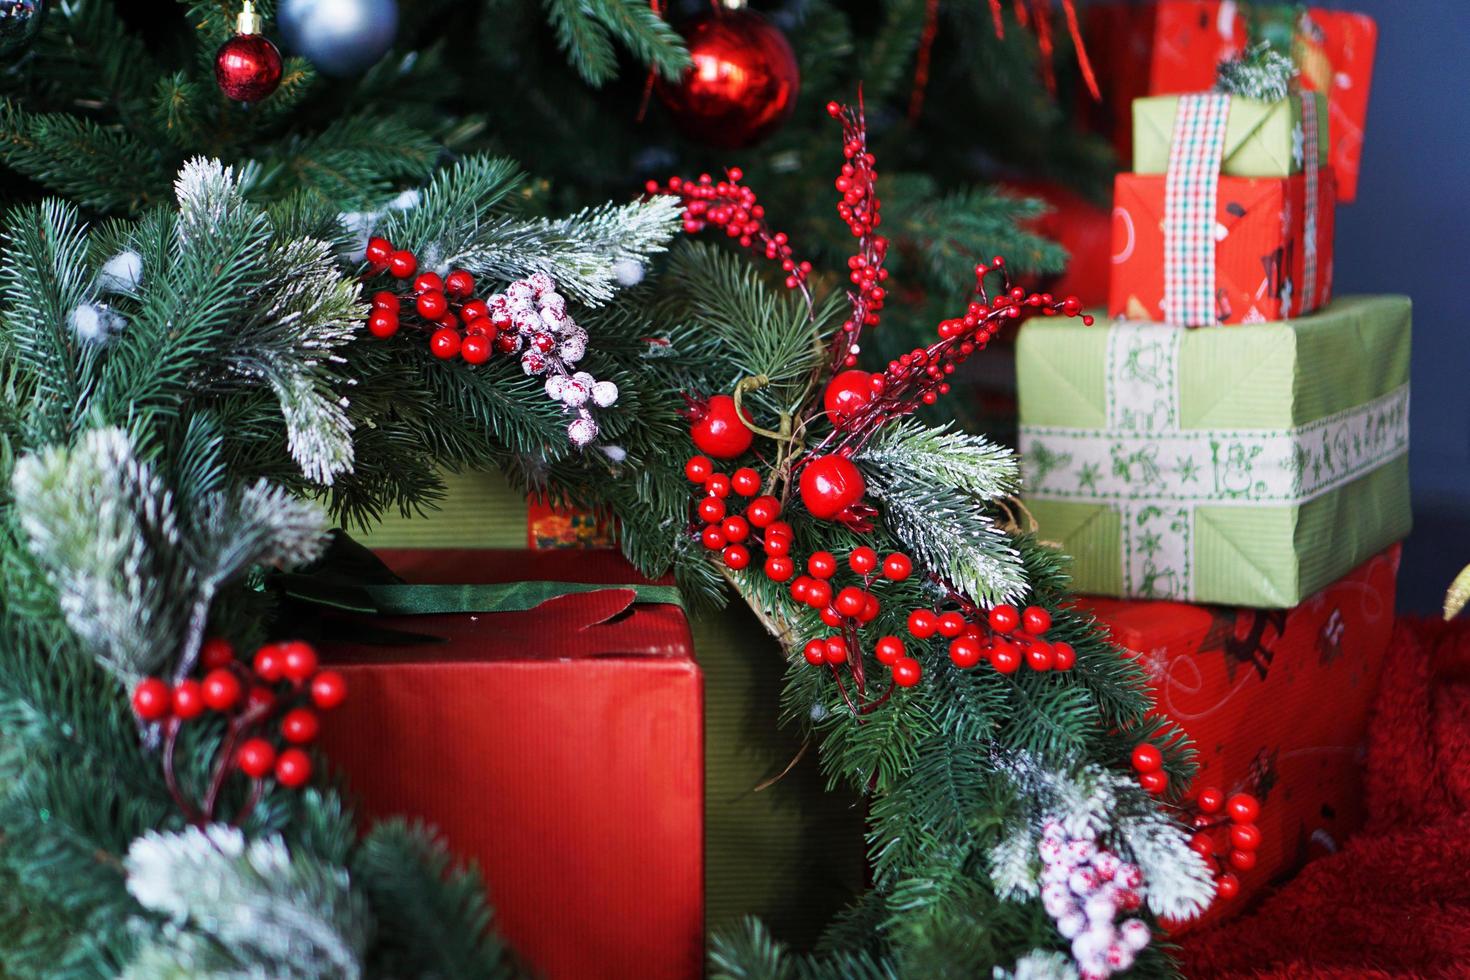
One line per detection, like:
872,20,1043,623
905,602,1077,676
1180,785,1264,903
129,637,347,824
824,99,889,371
1129,741,1169,795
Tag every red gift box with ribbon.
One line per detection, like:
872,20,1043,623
316,549,703,980
1109,161,1336,325
1085,1,1376,203
1077,544,1399,921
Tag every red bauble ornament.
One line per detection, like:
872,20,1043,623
657,9,800,149
798,455,865,520
823,369,874,426
690,394,754,458
132,678,171,721
214,5,282,104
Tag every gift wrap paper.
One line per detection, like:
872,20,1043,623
1132,92,1328,179
1079,544,1399,922
1017,295,1411,606
1109,168,1336,325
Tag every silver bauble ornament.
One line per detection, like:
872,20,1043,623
277,0,398,77
0,0,45,59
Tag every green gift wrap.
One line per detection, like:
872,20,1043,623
1132,91,1329,178
1017,296,1411,607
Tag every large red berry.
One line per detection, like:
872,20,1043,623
805,579,833,608
309,671,348,710
1188,832,1215,857
823,369,874,426
1197,787,1225,814
892,657,922,687
791,576,813,603
685,456,714,482
937,612,966,638
1138,771,1168,795
722,544,750,570
823,636,848,665
412,272,444,295
990,642,1021,674
247,685,275,713
461,299,490,323
444,269,475,297
987,604,1020,634
1131,744,1164,773
172,680,206,720
281,708,320,744
834,587,866,618
803,639,827,666
731,468,761,497
807,552,837,579
201,637,235,670
131,678,171,721
705,473,731,498
202,669,242,711
280,641,318,684
371,290,399,312
365,237,393,265
690,394,754,459
387,250,417,278
875,636,905,665
763,556,794,582
1051,641,1077,671
1021,605,1052,635
798,455,865,520
746,496,780,528
1230,823,1262,852
1024,642,1054,671
848,546,878,575
274,748,312,788
1215,873,1240,899
368,311,399,338
907,609,938,639
697,497,726,524
237,738,276,778
1226,794,1260,824
253,645,284,682
701,526,727,550
882,553,912,581
1227,848,1257,871
460,333,492,364
949,636,983,669
721,516,749,543
429,328,461,359
416,290,448,320
820,606,842,627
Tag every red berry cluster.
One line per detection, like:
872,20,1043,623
1182,787,1264,902
825,100,888,370
1128,742,1171,795
794,546,918,691
646,169,812,292
907,602,1077,674
362,236,497,364
130,637,347,823
685,454,784,574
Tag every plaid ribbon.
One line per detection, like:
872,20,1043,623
1163,93,1231,326
1299,91,1320,314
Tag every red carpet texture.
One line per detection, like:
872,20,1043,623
1180,618,1470,978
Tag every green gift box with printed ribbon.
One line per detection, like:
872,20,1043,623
1132,91,1329,178
1016,295,1411,607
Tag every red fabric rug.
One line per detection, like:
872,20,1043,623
1179,618,1470,978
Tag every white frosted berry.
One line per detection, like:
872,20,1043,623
560,380,590,407
1038,837,1064,863
1093,851,1120,881
1065,838,1097,863
591,380,619,408
1116,863,1143,890
1069,869,1098,896
532,332,556,353
538,291,567,317
613,257,644,287
521,351,547,375
527,271,555,295
1056,911,1087,939
1105,943,1134,972
567,415,598,447
545,375,569,400
506,280,535,303
573,371,594,386
1120,918,1151,952
1084,890,1118,923
559,334,587,364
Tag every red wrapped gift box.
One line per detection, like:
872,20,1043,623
1109,168,1335,324
1085,2,1376,203
318,549,703,980
1078,544,1399,921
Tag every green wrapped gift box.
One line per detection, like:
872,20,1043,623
1016,296,1411,607
1132,91,1329,178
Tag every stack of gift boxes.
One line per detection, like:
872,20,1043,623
1018,4,1405,919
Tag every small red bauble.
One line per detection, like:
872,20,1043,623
1131,744,1164,773
690,394,754,459
416,290,448,320
701,526,727,550
281,708,320,745
1230,823,1261,851
1024,642,1054,671
656,8,800,149
253,644,284,682
722,544,751,570
882,553,912,581
731,468,761,496
388,250,418,279
746,496,780,528
365,239,393,266
1215,873,1240,899
823,369,874,426
721,516,749,542
1227,848,1257,871
834,586,866,618
461,334,492,365
214,31,283,103
274,748,312,788
1138,771,1168,795
823,636,848,665
875,636,905,665
807,552,837,579
949,636,983,669
685,456,714,482
309,670,348,710
202,668,242,711
236,738,276,778
1226,794,1260,823
991,643,1021,674
131,678,171,721
201,637,235,670
697,497,726,524
171,680,206,720
368,311,399,338
907,609,938,639
412,272,444,295
798,455,865,520
848,546,878,574
705,473,731,498
1052,641,1077,671
763,556,794,582
1197,787,1225,814
891,657,922,687
445,269,475,298
429,328,461,359
1021,605,1053,635
803,639,827,666
987,604,1020,634
936,612,966,638
280,641,318,684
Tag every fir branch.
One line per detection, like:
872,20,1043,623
375,154,526,265
541,0,689,86
1215,42,1296,101
0,100,165,214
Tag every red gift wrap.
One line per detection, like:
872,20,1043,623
319,549,703,980
1078,544,1400,921
1108,168,1336,324
1085,1,1377,203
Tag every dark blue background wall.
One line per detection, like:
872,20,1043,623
1328,0,1470,612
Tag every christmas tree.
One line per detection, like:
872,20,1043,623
0,1,1248,976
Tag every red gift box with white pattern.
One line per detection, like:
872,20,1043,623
318,549,703,980
1077,544,1399,921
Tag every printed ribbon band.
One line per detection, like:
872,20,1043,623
1299,90,1320,313
1019,323,1410,600
1163,93,1231,326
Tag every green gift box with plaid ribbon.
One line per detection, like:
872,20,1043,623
1017,296,1411,607
1133,91,1329,179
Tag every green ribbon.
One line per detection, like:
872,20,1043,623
276,574,683,617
